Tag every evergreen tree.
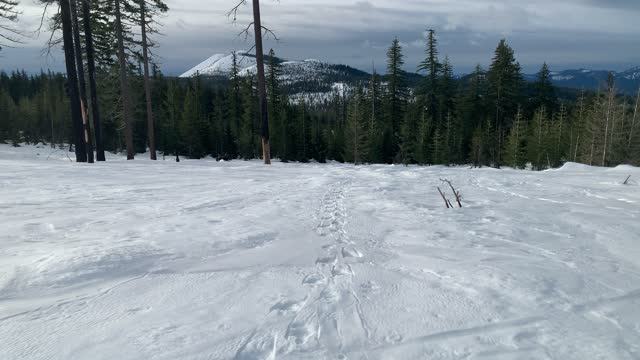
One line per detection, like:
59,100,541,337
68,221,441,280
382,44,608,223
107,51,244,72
345,88,367,164
532,62,558,115
503,106,526,169
366,70,384,163
417,29,440,126
487,39,523,166
458,65,487,160
139,0,169,160
528,107,551,170
383,37,407,163
266,49,284,159
438,56,455,124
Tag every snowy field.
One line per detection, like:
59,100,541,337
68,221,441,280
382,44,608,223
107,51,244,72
1,144,640,360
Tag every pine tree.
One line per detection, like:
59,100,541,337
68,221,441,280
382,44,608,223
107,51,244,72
114,0,134,159
266,49,283,159
438,56,455,124
238,77,258,159
417,29,440,126
59,0,87,162
139,0,168,160
487,39,523,166
528,107,550,170
345,88,367,164
470,125,484,167
70,0,94,163
228,51,242,158
81,0,106,161
366,70,383,163
383,37,407,163
247,0,271,164
458,65,487,160
503,106,526,168
532,62,558,115
549,102,567,167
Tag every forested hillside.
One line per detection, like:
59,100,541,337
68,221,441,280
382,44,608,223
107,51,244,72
0,0,638,168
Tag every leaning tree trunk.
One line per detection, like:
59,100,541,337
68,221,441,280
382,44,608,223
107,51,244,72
59,0,87,162
252,0,271,164
140,0,156,160
71,0,94,163
114,0,135,160
82,0,106,161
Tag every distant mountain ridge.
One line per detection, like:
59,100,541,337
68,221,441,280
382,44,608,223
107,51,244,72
181,51,640,96
523,67,640,94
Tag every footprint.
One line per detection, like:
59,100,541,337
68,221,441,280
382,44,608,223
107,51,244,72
303,273,326,286
332,264,354,277
316,255,338,265
286,320,315,345
361,281,381,293
270,299,305,314
235,333,277,360
342,247,363,258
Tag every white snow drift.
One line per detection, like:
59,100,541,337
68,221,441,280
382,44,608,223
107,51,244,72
1,144,639,359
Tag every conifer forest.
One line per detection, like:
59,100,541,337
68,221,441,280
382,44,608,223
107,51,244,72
1,1,638,169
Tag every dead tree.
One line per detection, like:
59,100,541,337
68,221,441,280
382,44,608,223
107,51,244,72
82,0,106,161
71,0,94,163
0,0,23,50
115,0,135,160
440,178,463,208
140,0,156,160
59,0,87,162
437,187,452,208
229,0,278,165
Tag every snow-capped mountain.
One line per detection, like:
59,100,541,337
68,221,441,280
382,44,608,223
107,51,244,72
179,51,257,77
181,52,640,96
180,51,370,103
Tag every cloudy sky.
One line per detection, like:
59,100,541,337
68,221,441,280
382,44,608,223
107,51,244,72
1,0,639,75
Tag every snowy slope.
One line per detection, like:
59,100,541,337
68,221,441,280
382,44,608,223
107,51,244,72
180,51,257,77
180,51,367,104
1,144,640,360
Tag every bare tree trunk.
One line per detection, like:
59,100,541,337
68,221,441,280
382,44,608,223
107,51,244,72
60,0,87,162
602,86,614,166
140,0,156,160
575,90,585,162
251,0,271,164
302,101,306,159
630,88,639,149
115,0,134,160
71,0,94,163
82,0,105,161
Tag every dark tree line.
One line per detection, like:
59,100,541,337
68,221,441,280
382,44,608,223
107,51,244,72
1,24,639,167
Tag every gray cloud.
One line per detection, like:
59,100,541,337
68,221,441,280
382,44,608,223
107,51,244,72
1,0,638,75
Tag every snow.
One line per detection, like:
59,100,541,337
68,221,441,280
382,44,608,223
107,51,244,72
1,144,640,360
552,75,575,81
180,51,256,78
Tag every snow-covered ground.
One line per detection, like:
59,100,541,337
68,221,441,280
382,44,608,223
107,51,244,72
1,144,639,360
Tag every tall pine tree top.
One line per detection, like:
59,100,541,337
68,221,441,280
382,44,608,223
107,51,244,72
533,62,558,114
487,39,524,129
417,29,441,123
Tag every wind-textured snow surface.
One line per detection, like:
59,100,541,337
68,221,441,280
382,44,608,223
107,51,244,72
1,144,640,360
